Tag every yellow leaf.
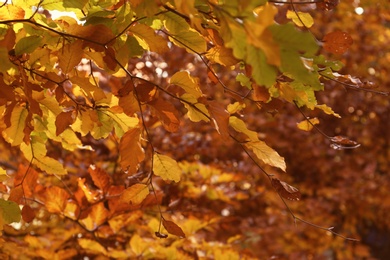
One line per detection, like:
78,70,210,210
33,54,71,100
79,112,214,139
45,186,70,213
119,128,145,174
244,141,286,172
0,4,25,20
0,168,9,182
130,234,148,256
168,29,207,54
153,153,181,182
2,105,28,146
129,23,169,54
79,202,109,231
296,117,320,131
78,239,107,256
229,116,258,141
286,10,314,28
315,104,341,118
120,184,149,205
170,71,203,98
181,94,210,122
205,46,239,66
57,40,83,73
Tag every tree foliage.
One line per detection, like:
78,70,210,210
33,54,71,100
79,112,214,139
0,0,389,258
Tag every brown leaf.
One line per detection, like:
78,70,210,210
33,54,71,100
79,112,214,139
136,83,157,103
88,165,111,193
323,31,353,54
317,0,339,11
207,100,230,139
55,111,74,136
330,135,360,149
162,219,186,238
271,178,301,201
14,164,38,198
103,47,117,71
252,84,270,102
119,127,145,174
148,98,180,132
21,205,35,223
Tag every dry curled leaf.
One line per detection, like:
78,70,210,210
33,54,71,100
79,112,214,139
323,31,353,54
271,178,301,201
330,136,361,149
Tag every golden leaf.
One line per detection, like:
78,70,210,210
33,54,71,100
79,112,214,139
153,153,181,182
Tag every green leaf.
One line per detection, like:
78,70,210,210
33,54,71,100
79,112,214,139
0,199,21,228
153,153,181,182
168,30,207,54
245,141,286,172
15,35,43,55
236,73,252,89
246,45,277,87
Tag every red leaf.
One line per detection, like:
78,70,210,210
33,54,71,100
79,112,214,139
21,205,35,223
162,219,186,238
271,178,301,201
323,31,353,54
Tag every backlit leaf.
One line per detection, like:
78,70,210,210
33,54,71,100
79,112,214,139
55,111,74,136
88,165,111,193
271,178,301,201
323,31,353,55
57,40,84,73
15,36,43,55
296,117,319,131
170,71,203,98
119,128,145,173
180,94,210,122
162,219,186,238
0,5,25,20
45,186,70,213
315,104,341,118
168,30,207,54
80,202,109,231
78,239,107,256
0,168,9,182
245,141,286,172
207,100,230,139
229,116,259,141
129,23,169,54
2,105,28,146
148,98,181,133
120,184,149,205
286,10,314,28
153,153,181,182
330,136,360,149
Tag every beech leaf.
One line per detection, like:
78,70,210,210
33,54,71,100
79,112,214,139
21,205,35,223
245,141,286,172
162,219,186,238
296,118,319,131
45,186,70,213
153,153,181,182
330,136,360,149
119,128,145,174
271,178,301,201
120,184,149,205
88,165,111,193
323,31,353,54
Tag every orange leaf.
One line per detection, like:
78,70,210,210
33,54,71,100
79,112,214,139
323,31,353,54
148,98,180,133
45,186,70,213
80,202,109,231
77,178,101,203
271,178,301,201
330,135,360,149
21,205,35,223
207,100,230,139
14,164,38,198
88,165,111,193
103,47,117,71
162,219,186,238
57,40,83,73
119,128,145,173
136,83,157,103
55,111,74,136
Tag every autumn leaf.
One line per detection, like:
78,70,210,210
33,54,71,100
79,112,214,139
153,153,182,182
57,40,84,73
162,219,186,238
271,178,301,201
88,165,111,193
120,184,149,205
245,141,286,172
0,199,21,230
45,186,70,213
323,31,353,54
119,127,145,173
55,111,74,136
78,239,107,256
287,10,314,28
21,205,35,223
207,100,230,139
330,135,360,149
2,105,28,146
170,71,203,98
80,202,109,231
296,118,320,131
148,98,180,133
